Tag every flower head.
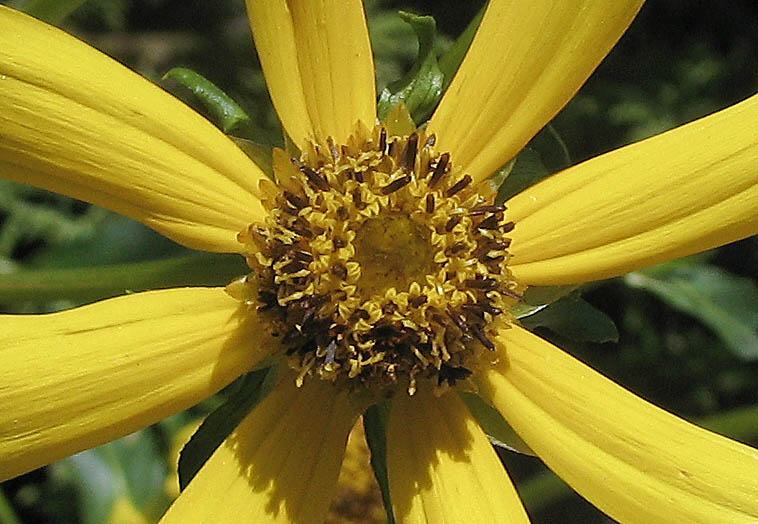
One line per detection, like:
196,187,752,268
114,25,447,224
1,1,757,523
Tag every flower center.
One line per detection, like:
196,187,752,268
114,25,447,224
353,214,435,298
230,124,521,395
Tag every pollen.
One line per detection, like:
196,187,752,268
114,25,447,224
229,123,522,395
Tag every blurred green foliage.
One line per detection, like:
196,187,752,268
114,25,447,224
1,1,757,523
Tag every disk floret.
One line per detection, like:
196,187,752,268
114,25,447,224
230,123,521,394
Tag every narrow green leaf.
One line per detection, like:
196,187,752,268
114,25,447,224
231,137,274,179
511,284,577,319
12,0,87,24
163,67,252,135
377,12,444,124
178,367,276,491
521,293,619,343
0,253,248,303
459,392,533,455
363,402,396,524
625,263,758,360
438,3,486,89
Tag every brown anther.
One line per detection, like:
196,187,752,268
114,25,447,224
402,133,419,171
476,214,501,230
476,301,502,315
447,310,469,332
381,175,412,195
409,296,428,307
281,260,307,274
502,221,516,233
284,190,307,209
300,165,330,191
257,290,277,310
445,174,473,197
464,278,499,290
352,188,366,209
426,194,435,213
352,309,370,321
429,153,450,187
333,237,346,249
379,127,388,154
281,204,299,216
331,264,348,280
445,242,467,255
290,217,314,238
471,325,496,350
445,215,463,232
469,204,506,216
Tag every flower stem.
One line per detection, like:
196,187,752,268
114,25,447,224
0,253,248,304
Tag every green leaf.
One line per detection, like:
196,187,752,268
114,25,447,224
12,0,87,24
459,392,533,455
363,402,396,524
0,253,248,304
178,367,277,491
377,12,444,124
521,293,619,343
0,181,109,260
163,67,253,135
438,3,486,89
625,263,758,360
497,125,571,203
62,430,166,524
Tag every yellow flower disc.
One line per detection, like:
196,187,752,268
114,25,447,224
230,124,522,395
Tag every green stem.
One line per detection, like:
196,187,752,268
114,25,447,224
0,487,22,524
0,253,248,303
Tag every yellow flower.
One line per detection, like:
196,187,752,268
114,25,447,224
1,1,757,523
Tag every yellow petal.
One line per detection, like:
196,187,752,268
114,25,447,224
428,0,643,182
388,390,530,524
245,0,376,148
0,287,278,482
0,6,267,253
481,325,758,524
506,94,758,285
159,376,359,524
